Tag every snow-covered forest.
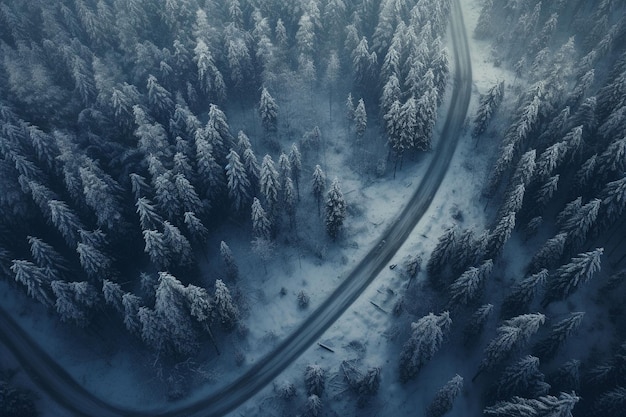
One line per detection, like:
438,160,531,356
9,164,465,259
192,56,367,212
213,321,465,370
0,0,625,416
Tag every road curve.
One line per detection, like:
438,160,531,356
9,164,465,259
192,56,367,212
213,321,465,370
0,1,472,416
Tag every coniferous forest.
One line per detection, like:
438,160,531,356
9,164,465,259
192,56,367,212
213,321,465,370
0,0,625,416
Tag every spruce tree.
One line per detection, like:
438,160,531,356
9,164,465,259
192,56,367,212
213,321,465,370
494,355,550,400
259,87,278,133
312,165,326,216
532,312,585,361
305,365,325,396
427,375,464,417
448,259,493,307
251,197,271,240
542,248,603,308
485,212,516,260
463,303,494,344
213,279,239,329
325,177,347,240
501,269,548,318
399,312,452,382
484,392,579,417
225,149,250,212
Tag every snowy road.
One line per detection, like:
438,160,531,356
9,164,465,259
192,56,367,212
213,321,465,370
0,0,472,416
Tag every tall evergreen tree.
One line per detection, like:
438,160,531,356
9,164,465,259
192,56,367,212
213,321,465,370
501,269,548,318
427,375,464,417
325,177,347,240
312,165,326,216
494,355,550,400
399,312,452,382
542,248,603,308
259,87,278,134
532,312,585,361
448,259,494,307
225,149,250,212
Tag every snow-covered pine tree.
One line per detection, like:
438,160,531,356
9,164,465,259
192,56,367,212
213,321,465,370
510,150,537,190
288,144,302,198
251,197,271,240
497,183,525,221
345,93,355,127
427,227,457,280
354,98,367,140
463,303,494,344
142,229,168,269
102,279,124,313
527,232,568,274
352,37,377,85
542,248,603,308
48,199,83,247
220,241,238,281
494,355,550,400
484,392,579,417
122,292,142,334
174,173,203,215
259,87,278,134
283,177,297,227
242,147,260,187
76,240,112,279
260,154,280,216
11,260,52,305
312,165,326,216
162,221,193,267
484,143,515,197
556,197,582,229
473,81,505,138
305,364,325,396
448,259,494,307
381,74,401,115
27,236,66,272
325,177,347,240
183,211,209,242
304,394,322,417
213,279,238,329
225,149,250,212
154,171,182,222
600,175,626,226
561,198,600,251
501,269,548,318
477,313,545,376
532,312,585,361
51,280,99,327
135,197,163,230
535,141,567,182
399,312,452,382
427,374,464,417
535,174,559,207
278,152,291,189
485,211,516,260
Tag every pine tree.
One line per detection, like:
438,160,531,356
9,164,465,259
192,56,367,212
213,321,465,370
225,149,250,212
163,221,193,266
542,248,603,307
601,176,626,225
242,147,260,186
484,143,516,197
498,184,525,221
51,280,99,327
251,197,271,240
485,212,516,260
153,171,182,222
345,93,355,127
48,200,83,247
312,165,326,216
484,392,579,417
354,98,367,140
304,394,322,417
102,279,124,313
183,211,209,242
463,303,494,344
448,259,494,307
536,175,559,207
510,150,537,189
501,269,548,318
473,81,505,138
259,87,278,134
427,375,464,417
135,197,162,231
27,236,66,272
213,279,238,329
495,355,550,400
260,154,280,215
533,312,585,361
561,198,600,251
174,173,203,214
531,233,568,274
11,260,52,305
278,152,291,189
549,360,580,393
427,227,457,279
288,144,302,198
399,312,452,382
76,241,112,279
220,241,238,281
325,177,347,240
305,365,325,396
478,313,545,375
147,74,174,118
122,292,142,334
142,229,168,269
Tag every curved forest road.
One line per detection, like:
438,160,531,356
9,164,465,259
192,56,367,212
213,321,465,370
0,1,472,416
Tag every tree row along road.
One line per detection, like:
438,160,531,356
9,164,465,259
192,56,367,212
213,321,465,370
0,1,472,415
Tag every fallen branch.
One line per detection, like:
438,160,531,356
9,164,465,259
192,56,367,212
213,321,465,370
369,301,388,314
317,342,335,353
